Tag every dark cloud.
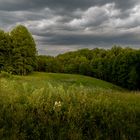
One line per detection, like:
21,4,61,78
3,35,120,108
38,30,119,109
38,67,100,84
0,0,140,55
35,31,140,46
0,0,139,11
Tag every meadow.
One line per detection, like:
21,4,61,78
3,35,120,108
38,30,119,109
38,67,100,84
0,72,140,140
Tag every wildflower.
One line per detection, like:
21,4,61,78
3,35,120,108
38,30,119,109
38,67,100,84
53,101,62,111
55,101,61,106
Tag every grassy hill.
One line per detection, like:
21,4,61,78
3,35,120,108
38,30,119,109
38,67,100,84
0,72,140,140
16,72,125,91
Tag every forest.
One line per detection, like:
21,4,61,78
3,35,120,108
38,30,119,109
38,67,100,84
36,47,140,90
0,25,140,90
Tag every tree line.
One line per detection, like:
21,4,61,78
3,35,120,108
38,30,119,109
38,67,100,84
0,25,37,75
0,25,140,90
36,47,140,90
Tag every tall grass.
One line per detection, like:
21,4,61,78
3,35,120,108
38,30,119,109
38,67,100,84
0,75,140,140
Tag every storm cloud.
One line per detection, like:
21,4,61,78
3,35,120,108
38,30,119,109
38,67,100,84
0,0,140,55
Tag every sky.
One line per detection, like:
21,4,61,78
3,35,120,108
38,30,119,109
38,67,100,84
0,0,140,55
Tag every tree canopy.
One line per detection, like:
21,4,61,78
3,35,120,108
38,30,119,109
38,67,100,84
35,47,140,90
0,25,37,75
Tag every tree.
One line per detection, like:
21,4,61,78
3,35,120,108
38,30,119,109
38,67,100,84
0,30,13,72
0,30,6,71
10,25,37,75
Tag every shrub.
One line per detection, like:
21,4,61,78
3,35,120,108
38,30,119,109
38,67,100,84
0,71,12,78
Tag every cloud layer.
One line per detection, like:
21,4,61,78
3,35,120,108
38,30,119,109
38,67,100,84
0,0,140,55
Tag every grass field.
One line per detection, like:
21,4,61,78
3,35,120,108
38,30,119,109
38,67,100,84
0,72,140,140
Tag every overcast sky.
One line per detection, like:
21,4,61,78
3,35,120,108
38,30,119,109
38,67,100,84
0,0,140,55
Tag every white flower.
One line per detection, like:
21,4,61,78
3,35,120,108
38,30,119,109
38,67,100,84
53,101,62,111
54,101,61,107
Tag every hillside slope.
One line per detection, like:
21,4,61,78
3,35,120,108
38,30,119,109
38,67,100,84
16,72,125,91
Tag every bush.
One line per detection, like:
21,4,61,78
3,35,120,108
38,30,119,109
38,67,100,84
0,71,12,78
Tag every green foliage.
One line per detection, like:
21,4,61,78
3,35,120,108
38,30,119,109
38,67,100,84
36,47,140,90
0,71,12,79
36,56,61,73
0,73,140,140
0,30,12,72
0,25,37,75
